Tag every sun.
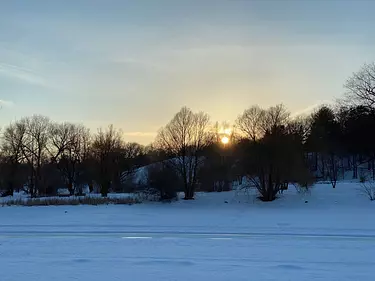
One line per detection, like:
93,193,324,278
221,136,229,145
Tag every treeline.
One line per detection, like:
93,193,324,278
0,120,150,197
1,62,375,202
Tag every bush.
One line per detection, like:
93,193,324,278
360,175,367,183
293,183,312,196
145,163,180,202
360,181,375,201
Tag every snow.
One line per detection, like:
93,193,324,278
1,182,375,280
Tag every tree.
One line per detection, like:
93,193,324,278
307,106,342,187
240,124,313,201
14,115,51,197
155,107,211,200
91,125,124,197
112,142,144,193
339,105,375,179
262,104,290,133
236,105,265,141
198,142,234,192
40,162,64,196
122,142,145,172
286,115,311,145
49,123,91,195
237,105,313,201
48,122,76,162
0,157,29,196
198,122,236,192
146,162,180,201
1,121,27,195
236,104,289,140
344,62,375,108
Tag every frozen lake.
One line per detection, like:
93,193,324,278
1,183,374,280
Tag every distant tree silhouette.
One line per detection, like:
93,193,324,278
91,125,123,197
48,122,91,195
155,107,211,200
146,163,180,201
4,59,375,204
307,106,342,188
236,105,265,141
238,106,313,201
8,116,51,197
344,62,375,108
240,124,313,201
339,105,375,179
236,104,289,140
1,122,27,195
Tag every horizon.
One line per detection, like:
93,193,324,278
1,0,375,144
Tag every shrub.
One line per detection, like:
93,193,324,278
360,175,367,183
360,181,375,201
145,163,181,202
1,196,140,207
293,183,312,196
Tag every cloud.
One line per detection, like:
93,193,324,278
123,131,157,138
0,99,14,107
0,62,48,87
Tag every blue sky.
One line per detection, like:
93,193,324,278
1,0,375,144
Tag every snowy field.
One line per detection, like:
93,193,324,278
1,182,375,280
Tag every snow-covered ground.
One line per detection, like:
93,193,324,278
1,182,374,280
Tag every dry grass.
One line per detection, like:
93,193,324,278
1,196,140,207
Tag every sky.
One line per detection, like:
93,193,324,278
1,0,375,144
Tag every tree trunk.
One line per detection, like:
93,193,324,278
35,165,42,197
314,152,318,171
353,154,358,179
7,181,14,196
30,182,35,198
265,182,276,202
321,156,326,180
184,185,195,200
101,181,109,197
68,182,74,196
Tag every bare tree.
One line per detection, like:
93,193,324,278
16,115,51,197
118,142,145,180
236,105,265,141
156,107,211,199
48,122,77,162
91,125,123,196
48,123,91,195
321,154,340,189
240,124,314,201
236,104,289,140
344,62,375,107
110,142,145,193
1,122,28,195
286,115,312,144
261,104,290,133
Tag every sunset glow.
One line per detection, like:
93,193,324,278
221,136,229,145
